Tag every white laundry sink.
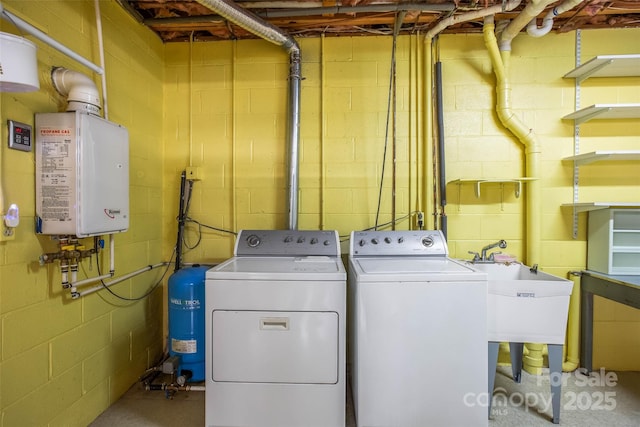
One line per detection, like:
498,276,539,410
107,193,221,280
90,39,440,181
465,262,573,344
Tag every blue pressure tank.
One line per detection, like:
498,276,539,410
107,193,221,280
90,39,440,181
168,265,208,382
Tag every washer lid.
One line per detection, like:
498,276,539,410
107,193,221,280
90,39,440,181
350,257,486,282
207,256,346,281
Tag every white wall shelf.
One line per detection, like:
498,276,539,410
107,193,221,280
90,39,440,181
561,202,640,214
563,54,640,83
562,150,640,166
448,178,536,199
562,103,640,125
562,47,640,238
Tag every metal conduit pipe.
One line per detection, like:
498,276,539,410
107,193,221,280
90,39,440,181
288,51,302,230
73,262,168,299
194,0,301,229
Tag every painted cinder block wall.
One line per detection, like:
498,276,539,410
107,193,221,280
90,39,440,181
0,1,164,425
163,35,421,260
0,1,638,426
437,29,640,369
164,29,640,372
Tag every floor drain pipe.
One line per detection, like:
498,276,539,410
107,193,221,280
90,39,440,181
194,0,301,229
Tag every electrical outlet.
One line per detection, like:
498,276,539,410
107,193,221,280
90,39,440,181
186,166,202,181
416,211,424,229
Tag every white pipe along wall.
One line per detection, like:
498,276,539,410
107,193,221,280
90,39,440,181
527,0,585,37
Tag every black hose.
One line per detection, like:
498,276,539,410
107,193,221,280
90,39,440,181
435,61,447,239
175,171,187,272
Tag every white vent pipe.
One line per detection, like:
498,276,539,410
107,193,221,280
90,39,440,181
194,0,301,229
526,0,585,37
51,67,101,115
498,0,557,49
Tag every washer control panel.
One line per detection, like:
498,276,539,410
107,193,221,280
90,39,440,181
350,230,448,257
235,229,340,256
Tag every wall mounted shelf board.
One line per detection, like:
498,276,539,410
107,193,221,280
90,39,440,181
561,202,640,214
563,150,640,166
562,104,640,125
448,178,536,199
563,54,640,83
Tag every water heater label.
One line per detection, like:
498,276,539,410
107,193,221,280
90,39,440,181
172,338,197,354
39,128,73,222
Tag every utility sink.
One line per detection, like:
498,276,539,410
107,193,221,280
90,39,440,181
464,262,574,344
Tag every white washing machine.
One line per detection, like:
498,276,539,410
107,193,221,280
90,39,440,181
205,229,346,427
349,230,488,427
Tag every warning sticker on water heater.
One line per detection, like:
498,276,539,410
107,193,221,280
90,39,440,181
172,338,197,354
39,128,74,221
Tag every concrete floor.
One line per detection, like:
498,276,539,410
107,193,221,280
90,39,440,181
90,367,640,427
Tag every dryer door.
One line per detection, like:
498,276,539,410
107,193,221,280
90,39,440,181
211,310,339,384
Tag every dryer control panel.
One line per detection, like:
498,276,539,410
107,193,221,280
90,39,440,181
350,230,448,257
235,229,341,257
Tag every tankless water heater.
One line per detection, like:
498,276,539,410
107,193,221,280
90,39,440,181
35,111,129,237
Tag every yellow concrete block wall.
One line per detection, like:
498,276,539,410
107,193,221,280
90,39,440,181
577,29,640,371
164,35,423,267
439,28,640,371
164,29,639,372
0,6,637,425
439,31,577,263
0,1,164,425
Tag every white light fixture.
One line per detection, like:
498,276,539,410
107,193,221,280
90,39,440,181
0,31,39,92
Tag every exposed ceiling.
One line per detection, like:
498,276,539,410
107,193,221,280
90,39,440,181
118,0,640,42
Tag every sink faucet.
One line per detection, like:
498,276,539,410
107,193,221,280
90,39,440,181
468,239,507,263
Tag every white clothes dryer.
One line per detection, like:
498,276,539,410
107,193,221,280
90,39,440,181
349,230,488,427
205,230,346,427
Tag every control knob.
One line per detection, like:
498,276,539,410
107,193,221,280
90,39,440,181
246,235,261,248
422,236,434,247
